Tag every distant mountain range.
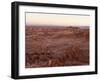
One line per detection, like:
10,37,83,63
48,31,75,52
26,25,89,29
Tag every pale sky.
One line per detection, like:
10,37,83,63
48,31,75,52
26,13,90,26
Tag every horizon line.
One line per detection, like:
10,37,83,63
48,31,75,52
25,25,89,27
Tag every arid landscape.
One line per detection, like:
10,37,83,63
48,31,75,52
25,26,89,68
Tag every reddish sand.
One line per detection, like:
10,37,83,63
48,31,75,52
25,26,89,68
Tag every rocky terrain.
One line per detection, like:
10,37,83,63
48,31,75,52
25,26,89,68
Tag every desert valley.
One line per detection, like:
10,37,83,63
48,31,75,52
25,26,89,68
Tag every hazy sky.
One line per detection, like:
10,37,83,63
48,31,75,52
26,13,90,26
